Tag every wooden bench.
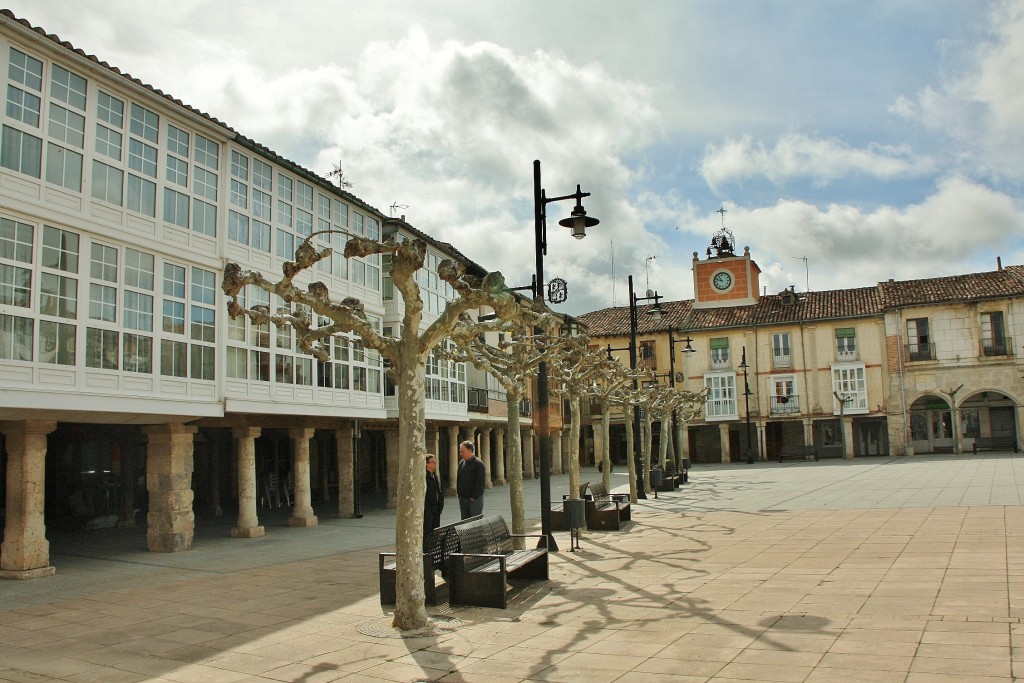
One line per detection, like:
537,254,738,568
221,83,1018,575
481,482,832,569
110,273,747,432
778,444,818,462
378,514,482,605
449,515,548,608
551,482,589,531
973,436,1019,453
583,481,631,531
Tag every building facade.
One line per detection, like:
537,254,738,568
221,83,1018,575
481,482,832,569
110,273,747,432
579,230,1024,465
0,11,539,579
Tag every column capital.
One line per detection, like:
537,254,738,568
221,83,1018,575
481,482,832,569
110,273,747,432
232,426,262,440
0,420,57,438
288,427,316,440
142,423,198,437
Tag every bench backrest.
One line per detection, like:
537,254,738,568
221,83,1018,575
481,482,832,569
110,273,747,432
586,481,611,501
425,514,482,570
453,515,513,570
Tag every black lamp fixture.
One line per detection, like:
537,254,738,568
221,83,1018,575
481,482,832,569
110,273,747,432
738,346,755,464
532,160,598,551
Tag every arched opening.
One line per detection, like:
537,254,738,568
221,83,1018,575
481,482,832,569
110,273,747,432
909,395,952,454
959,390,1018,451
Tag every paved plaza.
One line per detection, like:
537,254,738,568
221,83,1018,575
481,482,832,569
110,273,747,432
4,453,1024,682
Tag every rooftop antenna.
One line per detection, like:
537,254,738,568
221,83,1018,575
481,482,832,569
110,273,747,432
389,202,408,217
645,255,657,291
610,239,616,307
791,256,809,291
326,161,353,189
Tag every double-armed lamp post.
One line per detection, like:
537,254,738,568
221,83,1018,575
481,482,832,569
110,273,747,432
532,160,598,551
667,328,696,472
605,275,664,499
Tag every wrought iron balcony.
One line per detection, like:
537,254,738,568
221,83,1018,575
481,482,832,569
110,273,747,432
710,355,731,370
772,353,792,369
770,394,801,415
981,337,1013,357
904,342,935,362
835,348,859,362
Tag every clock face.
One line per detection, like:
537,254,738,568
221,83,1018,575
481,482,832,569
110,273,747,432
712,270,733,291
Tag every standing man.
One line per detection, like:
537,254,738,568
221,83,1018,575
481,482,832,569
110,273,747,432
423,454,444,549
456,440,485,519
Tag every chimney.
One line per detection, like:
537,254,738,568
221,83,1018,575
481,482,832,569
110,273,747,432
997,256,1003,271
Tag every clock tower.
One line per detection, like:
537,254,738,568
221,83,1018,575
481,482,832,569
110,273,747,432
692,217,761,309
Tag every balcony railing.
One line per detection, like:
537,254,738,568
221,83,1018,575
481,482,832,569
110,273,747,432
981,337,1013,357
772,353,792,369
770,394,800,415
467,387,489,412
905,342,935,362
835,348,859,362
706,399,738,418
710,356,731,370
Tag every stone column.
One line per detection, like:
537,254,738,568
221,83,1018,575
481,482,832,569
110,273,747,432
842,417,856,459
678,423,690,461
719,423,731,463
480,427,493,489
335,424,355,518
447,425,459,495
551,430,563,475
523,428,535,479
0,420,56,579
143,423,197,553
757,423,767,462
494,428,506,486
385,429,399,509
231,427,264,538
288,427,318,527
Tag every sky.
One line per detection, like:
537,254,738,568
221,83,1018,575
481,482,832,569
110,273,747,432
8,0,1024,315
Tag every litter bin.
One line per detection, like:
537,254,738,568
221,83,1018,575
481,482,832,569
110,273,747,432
649,467,664,499
564,498,586,552
682,458,691,483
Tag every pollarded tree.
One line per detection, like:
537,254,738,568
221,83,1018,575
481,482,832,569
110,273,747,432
547,335,609,503
585,360,648,492
222,234,556,631
444,326,549,549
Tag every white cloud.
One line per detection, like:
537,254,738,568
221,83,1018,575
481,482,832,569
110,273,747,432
892,0,1024,180
700,134,936,191
727,176,1022,293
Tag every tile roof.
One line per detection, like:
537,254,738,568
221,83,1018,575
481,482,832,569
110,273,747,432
877,266,1024,308
579,267,1024,338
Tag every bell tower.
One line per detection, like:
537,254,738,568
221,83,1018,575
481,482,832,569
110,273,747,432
692,208,761,309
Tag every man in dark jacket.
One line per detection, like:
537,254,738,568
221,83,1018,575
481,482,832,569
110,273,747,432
456,440,485,519
423,454,444,549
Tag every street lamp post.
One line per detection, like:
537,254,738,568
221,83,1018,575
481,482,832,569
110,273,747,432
533,160,598,551
627,274,664,500
668,329,696,473
739,346,755,464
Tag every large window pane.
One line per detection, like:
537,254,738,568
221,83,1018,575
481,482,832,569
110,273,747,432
86,327,119,369
38,320,75,365
0,313,33,360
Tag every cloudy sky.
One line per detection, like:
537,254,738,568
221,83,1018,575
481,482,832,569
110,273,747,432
9,1,1024,314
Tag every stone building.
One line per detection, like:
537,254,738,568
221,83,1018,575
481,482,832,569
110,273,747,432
579,228,1024,465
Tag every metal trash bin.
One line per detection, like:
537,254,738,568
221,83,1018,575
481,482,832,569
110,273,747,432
564,498,586,552
650,467,663,499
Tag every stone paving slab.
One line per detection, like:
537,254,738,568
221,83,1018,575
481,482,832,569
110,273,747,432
3,453,1024,681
